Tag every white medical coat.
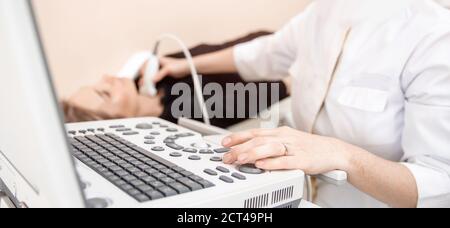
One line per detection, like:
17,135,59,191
233,0,450,207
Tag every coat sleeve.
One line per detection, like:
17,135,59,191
401,25,450,208
232,4,316,81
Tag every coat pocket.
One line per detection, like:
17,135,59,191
338,86,389,113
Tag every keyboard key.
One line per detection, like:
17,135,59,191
152,173,167,180
144,136,155,140
169,173,183,179
146,191,164,200
153,164,167,170
130,180,145,187
144,140,155,145
116,128,132,132
164,139,175,144
144,168,158,175
116,170,130,177
170,182,191,194
134,194,150,202
214,148,231,153
151,147,165,152
149,181,165,188
123,175,137,182
219,176,234,183
188,155,201,161
123,132,139,136
189,175,204,182
210,157,222,162
183,148,197,153
137,164,151,170
102,172,115,178
158,186,177,197
160,177,176,184
114,180,127,186
180,171,194,177
136,123,153,130
110,125,125,129
197,179,215,188
179,178,203,191
216,166,230,173
160,168,175,175
172,167,185,173
128,189,141,196
170,152,182,158
135,172,148,178
232,173,247,180
167,128,178,132
238,164,265,174
176,133,194,137
142,176,157,184
204,169,218,176
199,149,214,154
166,143,184,150
120,184,134,191
144,161,158,167
137,185,153,193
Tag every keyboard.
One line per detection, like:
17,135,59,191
66,117,305,208
70,133,214,202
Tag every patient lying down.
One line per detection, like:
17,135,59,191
62,76,164,123
61,32,290,128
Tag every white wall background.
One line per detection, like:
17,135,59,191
32,0,311,98
436,0,450,8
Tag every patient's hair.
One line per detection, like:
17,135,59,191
61,100,97,123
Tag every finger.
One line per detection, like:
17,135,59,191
222,128,278,147
223,137,280,164
255,157,299,171
159,57,172,65
153,68,170,83
235,142,287,165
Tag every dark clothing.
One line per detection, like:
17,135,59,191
158,31,289,129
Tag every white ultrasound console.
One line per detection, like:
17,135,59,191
67,117,305,208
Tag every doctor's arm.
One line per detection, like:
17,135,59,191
152,12,308,83
221,128,419,208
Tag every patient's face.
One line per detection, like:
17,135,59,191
63,76,137,123
63,76,161,123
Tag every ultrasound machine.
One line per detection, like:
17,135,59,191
0,0,346,208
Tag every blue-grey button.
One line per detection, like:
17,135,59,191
232,173,247,180
216,166,230,173
170,152,182,158
188,155,201,161
238,164,264,174
204,169,218,176
219,176,234,183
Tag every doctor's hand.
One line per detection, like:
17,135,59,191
222,127,352,175
150,57,190,83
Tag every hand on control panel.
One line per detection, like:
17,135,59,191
221,127,351,176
